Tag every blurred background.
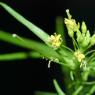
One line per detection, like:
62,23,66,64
0,0,95,95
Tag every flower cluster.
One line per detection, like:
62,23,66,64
0,2,95,94
64,9,95,51
48,33,62,49
64,9,95,71
74,50,85,62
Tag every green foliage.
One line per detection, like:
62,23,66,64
53,79,66,95
0,2,95,95
0,2,49,43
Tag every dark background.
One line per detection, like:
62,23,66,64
0,0,95,95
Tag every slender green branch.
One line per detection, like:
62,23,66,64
86,85,95,95
70,71,74,81
0,51,42,61
72,85,83,95
61,45,74,53
85,49,95,56
72,38,79,51
82,81,95,85
53,79,66,95
87,52,95,63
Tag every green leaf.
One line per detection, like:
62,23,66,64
0,31,60,60
34,91,57,95
0,51,42,61
0,52,27,61
53,79,66,95
0,2,49,43
30,51,43,58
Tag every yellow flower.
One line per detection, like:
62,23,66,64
64,9,78,37
74,51,85,62
64,18,77,31
48,33,62,49
64,9,77,31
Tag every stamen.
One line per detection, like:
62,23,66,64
48,33,62,49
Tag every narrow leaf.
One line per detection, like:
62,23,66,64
0,52,27,61
53,79,66,95
0,2,49,43
0,31,60,60
0,51,42,61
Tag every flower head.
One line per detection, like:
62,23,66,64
48,33,62,49
74,50,85,62
64,9,78,38
64,18,77,31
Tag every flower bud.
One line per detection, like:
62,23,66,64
90,34,95,46
81,30,90,48
81,21,87,34
64,18,77,31
76,30,83,43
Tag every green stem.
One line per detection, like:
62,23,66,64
72,38,79,50
86,85,95,95
82,81,95,85
61,45,74,53
53,79,66,95
87,52,95,63
72,85,83,95
85,49,95,56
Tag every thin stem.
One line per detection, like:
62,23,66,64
61,45,74,53
72,38,79,50
86,44,92,51
55,61,73,69
72,38,76,50
85,49,95,56
53,79,66,95
70,71,74,81
72,85,83,95
86,85,95,95
87,52,95,63
82,81,95,85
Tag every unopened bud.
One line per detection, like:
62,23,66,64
81,30,90,48
81,21,87,33
90,34,95,46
